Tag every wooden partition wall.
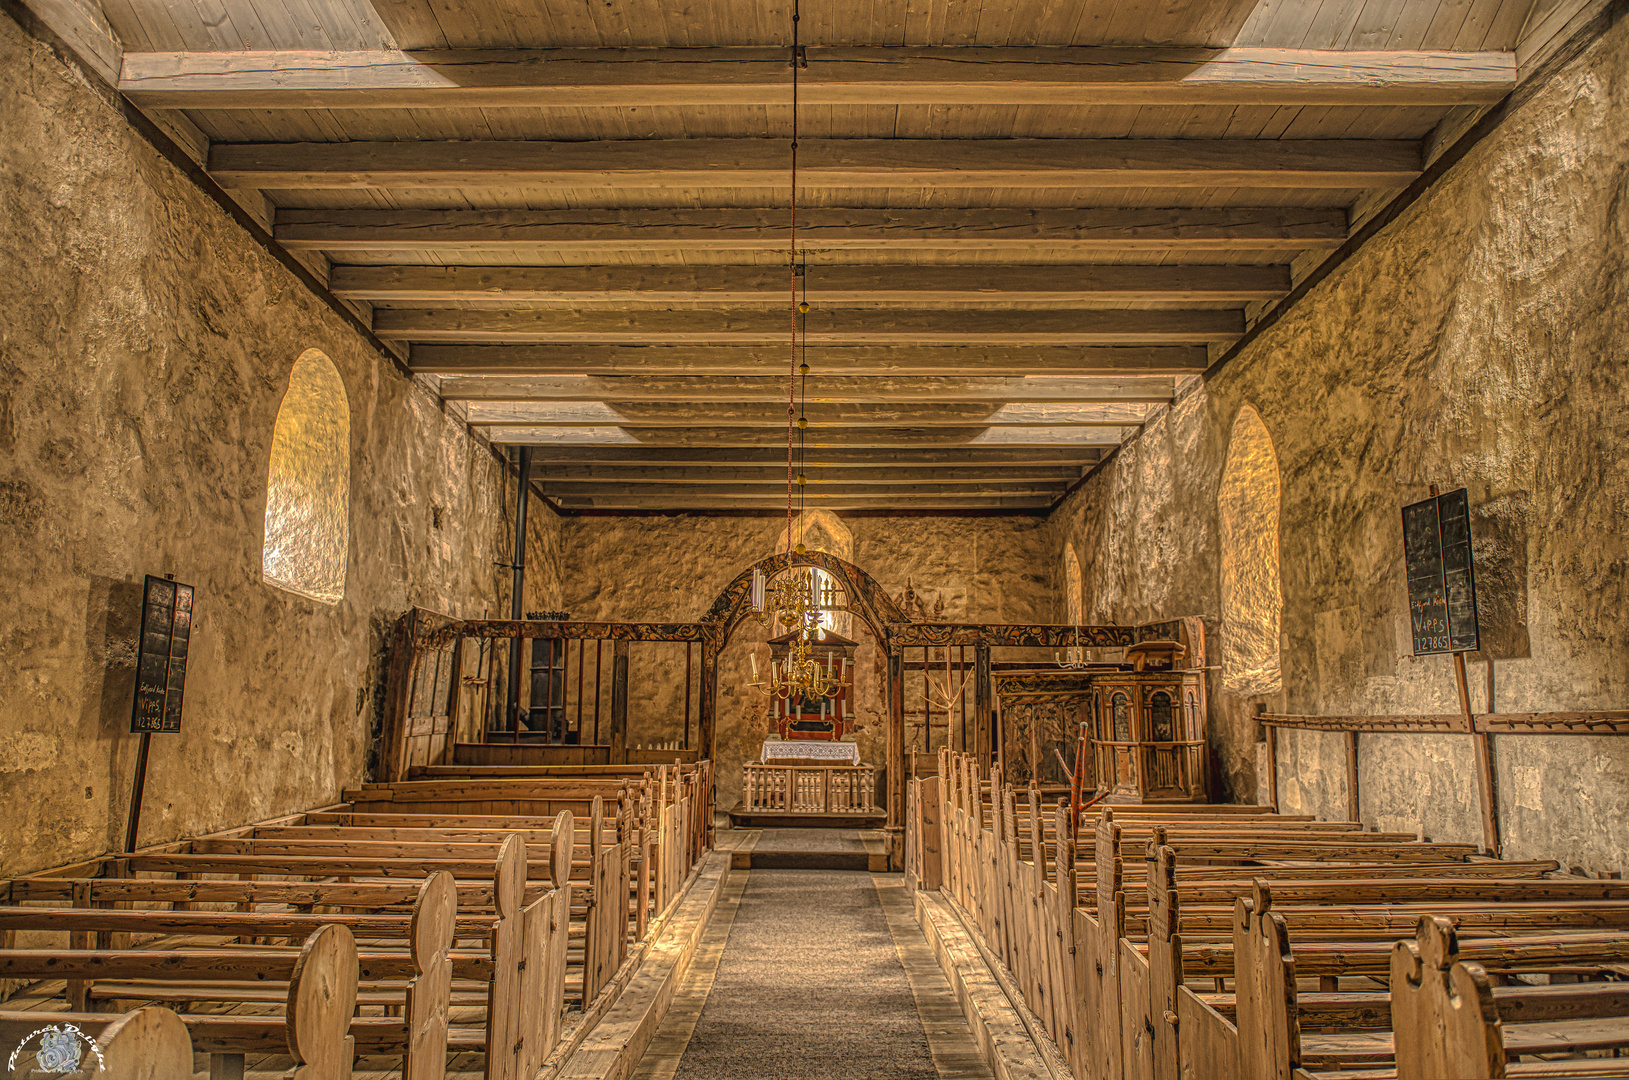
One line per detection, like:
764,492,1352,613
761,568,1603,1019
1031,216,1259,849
382,552,1208,867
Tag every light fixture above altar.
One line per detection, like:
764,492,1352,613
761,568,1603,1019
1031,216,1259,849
748,567,852,700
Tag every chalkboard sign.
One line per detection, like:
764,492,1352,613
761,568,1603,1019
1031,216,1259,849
1402,489,1480,656
130,575,193,733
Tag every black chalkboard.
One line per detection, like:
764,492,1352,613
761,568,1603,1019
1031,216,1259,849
1402,489,1480,656
130,575,193,733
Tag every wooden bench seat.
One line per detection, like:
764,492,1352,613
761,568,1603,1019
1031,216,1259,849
1,921,375,1078
1176,900,1629,934
0,840,570,1080
0,1006,194,1078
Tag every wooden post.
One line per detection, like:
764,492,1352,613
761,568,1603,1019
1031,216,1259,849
919,775,942,890
1262,722,1279,811
1345,730,1360,823
122,731,153,854
1455,651,1501,855
698,639,718,764
974,643,993,769
683,640,693,749
888,645,906,869
609,639,630,764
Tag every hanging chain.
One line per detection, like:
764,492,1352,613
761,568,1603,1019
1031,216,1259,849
785,0,800,556
799,253,808,523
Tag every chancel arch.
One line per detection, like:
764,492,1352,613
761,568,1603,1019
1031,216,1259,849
262,348,351,605
1217,403,1284,695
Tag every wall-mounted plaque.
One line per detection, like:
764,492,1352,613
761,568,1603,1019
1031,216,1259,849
1402,489,1480,656
130,575,193,733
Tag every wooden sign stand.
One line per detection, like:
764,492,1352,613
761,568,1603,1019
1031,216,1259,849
124,574,194,854
1411,484,1500,856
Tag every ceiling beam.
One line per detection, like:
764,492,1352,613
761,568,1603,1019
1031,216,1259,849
410,344,1209,376
277,207,1349,253
377,308,1243,344
121,47,1517,109
551,493,1052,510
521,446,1105,466
539,480,1067,498
529,464,1085,483
437,375,1176,404
489,426,1130,447
209,138,1421,190
331,263,1290,304
20,0,123,86
462,401,1150,427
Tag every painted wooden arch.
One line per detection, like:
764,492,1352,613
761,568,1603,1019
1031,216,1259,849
702,549,908,648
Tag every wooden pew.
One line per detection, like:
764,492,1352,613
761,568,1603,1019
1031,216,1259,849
1392,916,1629,1079
0,921,363,1079
1231,883,1629,1079
923,749,1629,1080
0,835,571,1080
2,1005,194,1080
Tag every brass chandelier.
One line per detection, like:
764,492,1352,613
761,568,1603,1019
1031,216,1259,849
748,568,851,699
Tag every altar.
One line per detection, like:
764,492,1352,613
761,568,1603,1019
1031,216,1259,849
761,740,860,765
740,626,879,818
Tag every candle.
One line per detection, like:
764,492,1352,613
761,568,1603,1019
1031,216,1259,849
751,652,758,678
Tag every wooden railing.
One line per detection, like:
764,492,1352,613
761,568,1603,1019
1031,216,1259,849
742,764,878,814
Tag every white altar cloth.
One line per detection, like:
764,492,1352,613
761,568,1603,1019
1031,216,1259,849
760,740,860,765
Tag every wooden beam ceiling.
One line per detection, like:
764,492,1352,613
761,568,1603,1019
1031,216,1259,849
331,264,1290,303
409,344,1209,375
435,376,1177,403
542,480,1068,498
93,2,1538,512
550,493,1055,510
459,402,1151,426
120,47,1517,109
521,446,1106,466
275,207,1350,253
531,464,1086,482
491,426,1128,447
208,138,1421,190
375,308,1243,343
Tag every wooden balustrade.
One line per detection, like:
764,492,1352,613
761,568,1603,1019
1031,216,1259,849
742,764,878,815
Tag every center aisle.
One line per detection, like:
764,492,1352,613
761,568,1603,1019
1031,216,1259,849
631,867,994,1080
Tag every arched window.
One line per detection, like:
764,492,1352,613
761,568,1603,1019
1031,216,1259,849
1062,543,1083,626
775,510,854,636
1217,405,1283,694
263,349,350,604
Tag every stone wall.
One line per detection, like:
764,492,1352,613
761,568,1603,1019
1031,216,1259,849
1048,15,1629,873
0,17,560,876
560,513,1051,809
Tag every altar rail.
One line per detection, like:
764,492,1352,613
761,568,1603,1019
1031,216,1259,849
743,764,878,815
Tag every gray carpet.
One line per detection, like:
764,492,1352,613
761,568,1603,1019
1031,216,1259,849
670,870,939,1080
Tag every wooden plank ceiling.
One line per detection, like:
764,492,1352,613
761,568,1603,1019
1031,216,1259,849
103,0,1540,511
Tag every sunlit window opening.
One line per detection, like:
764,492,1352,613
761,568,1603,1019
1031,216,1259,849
262,349,350,605
1063,543,1083,625
1218,405,1283,694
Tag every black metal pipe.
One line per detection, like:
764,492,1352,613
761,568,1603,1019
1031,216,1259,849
505,446,533,733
